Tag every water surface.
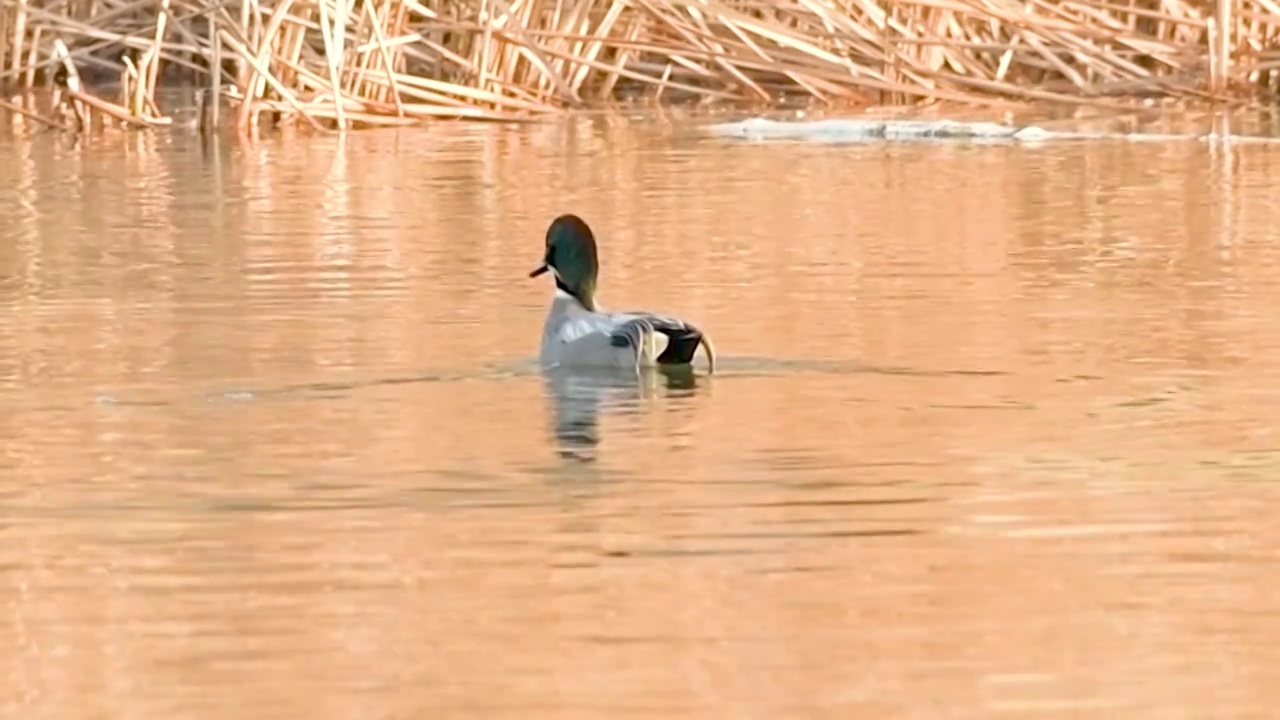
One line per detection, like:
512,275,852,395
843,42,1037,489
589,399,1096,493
3,119,1280,718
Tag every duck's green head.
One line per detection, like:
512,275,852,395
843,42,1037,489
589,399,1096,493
529,214,600,310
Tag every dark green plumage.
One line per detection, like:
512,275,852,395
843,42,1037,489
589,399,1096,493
528,214,600,311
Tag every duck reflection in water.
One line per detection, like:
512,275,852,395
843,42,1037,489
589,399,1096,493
541,365,700,462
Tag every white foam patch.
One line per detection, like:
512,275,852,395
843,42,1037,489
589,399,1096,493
703,117,1280,145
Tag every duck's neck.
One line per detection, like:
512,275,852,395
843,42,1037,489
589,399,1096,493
557,278,597,312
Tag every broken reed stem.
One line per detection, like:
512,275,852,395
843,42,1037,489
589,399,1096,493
218,27,328,132
209,14,221,130
0,94,71,130
316,0,348,128
142,0,170,113
1217,0,1233,96
50,38,88,129
11,0,30,83
364,0,405,117
2,0,1278,136
68,83,172,125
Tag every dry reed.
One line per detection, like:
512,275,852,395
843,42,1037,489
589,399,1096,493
2,0,1278,133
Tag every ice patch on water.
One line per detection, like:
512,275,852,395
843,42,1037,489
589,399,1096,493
704,117,1280,144
705,117,1046,142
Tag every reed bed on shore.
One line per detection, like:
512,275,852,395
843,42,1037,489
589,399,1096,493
2,0,1279,133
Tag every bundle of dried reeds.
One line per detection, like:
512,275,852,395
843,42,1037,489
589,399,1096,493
2,0,1278,132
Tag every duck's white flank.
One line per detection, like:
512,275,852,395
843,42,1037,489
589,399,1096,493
539,290,714,374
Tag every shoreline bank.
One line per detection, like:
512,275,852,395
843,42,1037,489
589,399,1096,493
2,0,1277,134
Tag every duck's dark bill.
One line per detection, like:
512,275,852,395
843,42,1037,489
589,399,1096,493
529,264,549,278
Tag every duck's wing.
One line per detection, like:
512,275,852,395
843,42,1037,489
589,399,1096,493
611,310,716,371
544,311,643,369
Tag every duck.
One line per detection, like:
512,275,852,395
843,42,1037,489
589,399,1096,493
529,214,716,374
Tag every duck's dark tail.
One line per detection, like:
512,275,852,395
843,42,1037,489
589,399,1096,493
654,324,716,375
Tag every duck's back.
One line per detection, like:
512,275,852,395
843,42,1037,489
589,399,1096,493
540,294,642,370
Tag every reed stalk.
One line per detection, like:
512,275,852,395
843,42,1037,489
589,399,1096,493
0,0,1277,134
